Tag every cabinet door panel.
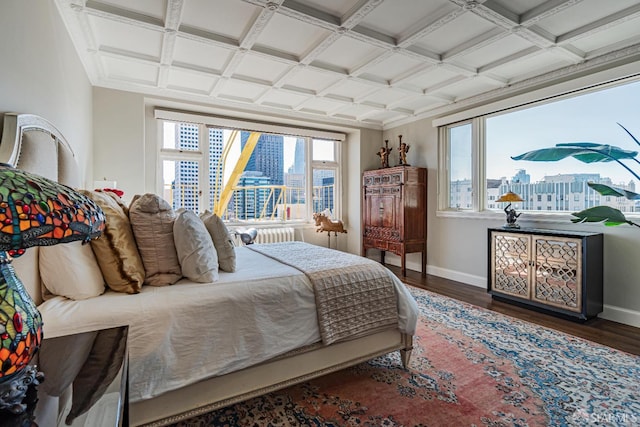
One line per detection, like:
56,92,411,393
532,236,582,312
491,232,530,298
364,192,399,229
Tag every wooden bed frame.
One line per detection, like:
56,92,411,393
0,112,414,426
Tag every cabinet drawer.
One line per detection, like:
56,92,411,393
364,238,388,251
387,242,402,255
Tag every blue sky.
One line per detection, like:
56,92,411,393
486,78,640,186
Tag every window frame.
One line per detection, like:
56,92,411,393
436,75,640,223
155,110,344,225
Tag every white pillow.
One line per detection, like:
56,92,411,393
200,211,236,272
174,210,219,282
39,241,106,300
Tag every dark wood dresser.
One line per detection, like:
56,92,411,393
362,166,427,276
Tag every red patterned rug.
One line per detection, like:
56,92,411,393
171,286,639,426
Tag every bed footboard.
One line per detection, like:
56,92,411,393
131,329,412,427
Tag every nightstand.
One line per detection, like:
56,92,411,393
0,326,129,427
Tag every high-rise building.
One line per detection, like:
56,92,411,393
241,132,283,185
233,172,272,220
172,124,223,212
239,132,284,218
208,128,224,211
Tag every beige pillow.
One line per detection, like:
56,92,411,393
79,190,144,294
129,194,182,286
39,241,106,300
174,210,219,282
200,211,236,272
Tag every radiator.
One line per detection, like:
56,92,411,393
232,227,296,245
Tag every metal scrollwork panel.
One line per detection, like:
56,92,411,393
492,233,530,298
532,237,581,312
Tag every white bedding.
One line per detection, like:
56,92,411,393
39,246,418,402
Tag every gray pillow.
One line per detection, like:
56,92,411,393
200,211,236,272
174,210,219,282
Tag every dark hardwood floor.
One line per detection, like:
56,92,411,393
386,266,640,356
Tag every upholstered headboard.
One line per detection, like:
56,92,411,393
0,113,81,304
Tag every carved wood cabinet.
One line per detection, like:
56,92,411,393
362,166,427,276
488,228,603,321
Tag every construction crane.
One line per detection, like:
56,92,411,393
213,131,262,217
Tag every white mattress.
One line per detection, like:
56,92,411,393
39,246,418,402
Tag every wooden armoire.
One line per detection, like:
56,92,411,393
362,166,427,276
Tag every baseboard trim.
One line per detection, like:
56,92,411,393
426,266,486,289
601,305,640,328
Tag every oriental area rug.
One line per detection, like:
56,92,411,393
172,286,639,427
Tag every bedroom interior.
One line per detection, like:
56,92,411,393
0,0,639,426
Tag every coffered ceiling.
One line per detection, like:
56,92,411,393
54,0,640,129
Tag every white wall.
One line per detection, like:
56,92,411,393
93,88,146,201
0,1,93,186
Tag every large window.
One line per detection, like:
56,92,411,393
157,115,342,224
438,78,640,217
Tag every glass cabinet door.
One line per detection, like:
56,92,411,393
532,236,582,312
491,232,531,298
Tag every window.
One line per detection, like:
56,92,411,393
157,113,343,224
438,77,640,216
443,122,474,210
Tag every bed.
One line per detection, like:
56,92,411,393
1,112,419,426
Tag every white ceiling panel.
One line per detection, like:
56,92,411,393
217,79,268,103
172,36,234,72
284,68,342,93
102,57,158,86
324,79,381,101
54,0,640,129
292,0,366,20
91,15,163,59
97,0,167,21
439,76,504,101
403,66,462,91
361,53,424,82
313,36,385,73
412,11,499,55
260,89,310,109
457,34,533,69
180,0,259,41
166,68,218,94
360,88,412,107
299,97,348,114
234,53,292,84
358,0,453,39
489,53,571,83
568,15,640,54
255,13,331,58
534,0,640,36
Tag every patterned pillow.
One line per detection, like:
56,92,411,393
200,211,236,272
174,210,219,282
129,194,182,286
79,190,144,294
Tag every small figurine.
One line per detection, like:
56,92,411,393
504,204,522,228
397,135,410,166
376,140,391,168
